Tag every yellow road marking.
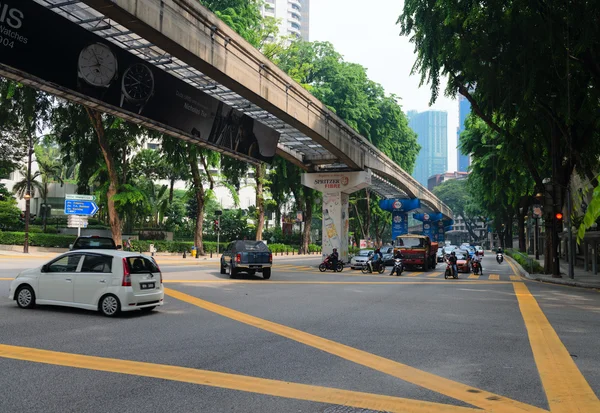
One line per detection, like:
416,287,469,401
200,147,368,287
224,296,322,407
165,288,546,413
406,272,420,277
513,283,600,412
510,275,521,281
0,277,14,280
0,344,475,413
427,272,441,278
162,280,511,285
489,274,500,280
468,274,480,279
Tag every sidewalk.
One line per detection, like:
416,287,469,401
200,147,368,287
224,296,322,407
512,253,600,290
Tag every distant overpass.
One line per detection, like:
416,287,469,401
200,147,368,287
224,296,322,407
12,0,450,220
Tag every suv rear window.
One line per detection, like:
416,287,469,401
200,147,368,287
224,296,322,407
126,256,160,273
73,237,116,249
235,241,269,252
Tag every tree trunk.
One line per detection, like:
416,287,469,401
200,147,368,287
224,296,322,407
255,163,265,241
301,195,313,254
518,210,526,253
188,147,205,255
86,109,122,247
169,176,175,203
544,218,553,274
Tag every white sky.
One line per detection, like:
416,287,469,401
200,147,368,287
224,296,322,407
309,0,459,172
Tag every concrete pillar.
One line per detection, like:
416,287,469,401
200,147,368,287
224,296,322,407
584,240,589,271
301,171,371,262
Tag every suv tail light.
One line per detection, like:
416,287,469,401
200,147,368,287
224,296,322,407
122,258,131,286
236,253,241,263
269,253,272,263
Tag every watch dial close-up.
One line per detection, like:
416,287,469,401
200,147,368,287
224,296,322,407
78,43,117,87
123,64,154,100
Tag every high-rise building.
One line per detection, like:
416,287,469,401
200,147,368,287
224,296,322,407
261,0,310,42
457,95,471,172
407,110,448,186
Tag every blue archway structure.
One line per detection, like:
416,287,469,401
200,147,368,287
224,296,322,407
379,199,421,240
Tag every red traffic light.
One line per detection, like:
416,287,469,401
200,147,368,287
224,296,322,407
555,212,563,220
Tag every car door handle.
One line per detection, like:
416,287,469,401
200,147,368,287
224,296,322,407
99,279,106,283
65,278,72,282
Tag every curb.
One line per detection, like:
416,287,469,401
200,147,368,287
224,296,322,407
507,255,600,290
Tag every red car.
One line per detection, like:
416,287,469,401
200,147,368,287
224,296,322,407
455,252,471,273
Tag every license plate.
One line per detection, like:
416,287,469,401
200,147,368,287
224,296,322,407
249,265,261,268
140,282,155,290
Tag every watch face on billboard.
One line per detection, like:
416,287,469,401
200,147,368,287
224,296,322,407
0,0,280,163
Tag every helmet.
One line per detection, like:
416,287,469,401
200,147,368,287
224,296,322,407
451,251,456,255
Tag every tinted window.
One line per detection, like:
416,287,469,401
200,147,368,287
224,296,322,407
234,241,269,252
126,256,160,273
47,254,82,272
81,254,113,273
358,250,373,256
73,237,116,249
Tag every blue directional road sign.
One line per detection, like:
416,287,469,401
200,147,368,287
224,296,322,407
64,199,99,216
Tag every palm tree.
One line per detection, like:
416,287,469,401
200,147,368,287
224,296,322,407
37,159,64,231
12,166,44,200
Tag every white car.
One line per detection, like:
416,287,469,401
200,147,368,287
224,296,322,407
350,249,374,269
9,250,164,317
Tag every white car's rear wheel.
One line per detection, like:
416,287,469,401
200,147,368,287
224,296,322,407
16,285,35,309
99,294,121,317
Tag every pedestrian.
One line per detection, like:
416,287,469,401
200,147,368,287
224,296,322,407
125,237,133,251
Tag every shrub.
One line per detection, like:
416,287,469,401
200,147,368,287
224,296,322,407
505,249,544,273
0,231,76,248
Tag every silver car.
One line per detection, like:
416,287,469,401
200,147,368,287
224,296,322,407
350,249,374,269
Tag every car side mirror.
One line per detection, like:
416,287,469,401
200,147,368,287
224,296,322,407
68,244,73,250
116,245,122,250
41,264,48,272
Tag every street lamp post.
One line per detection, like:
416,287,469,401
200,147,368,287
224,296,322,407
23,134,33,254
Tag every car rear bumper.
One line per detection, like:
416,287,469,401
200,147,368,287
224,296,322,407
117,288,164,312
235,263,272,270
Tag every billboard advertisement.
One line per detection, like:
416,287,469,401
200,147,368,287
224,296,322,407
0,0,280,162
391,211,409,240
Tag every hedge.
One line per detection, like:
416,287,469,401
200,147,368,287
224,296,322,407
0,231,322,254
505,249,544,273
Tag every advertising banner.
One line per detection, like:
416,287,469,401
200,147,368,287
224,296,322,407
0,0,280,162
391,211,409,240
378,198,421,212
436,221,445,242
413,212,444,222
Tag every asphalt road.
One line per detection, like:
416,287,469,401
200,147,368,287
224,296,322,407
0,253,599,413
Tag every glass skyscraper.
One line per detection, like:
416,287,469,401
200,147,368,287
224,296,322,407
407,110,448,186
457,95,471,172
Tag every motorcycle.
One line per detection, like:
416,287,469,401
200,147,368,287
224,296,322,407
444,261,459,279
361,259,385,274
319,256,344,272
496,253,504,264
472,260,482,275
389,258,404,276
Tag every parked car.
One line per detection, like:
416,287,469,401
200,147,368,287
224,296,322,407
221,240,272,279
9,250,164,317
70,236,120,251
350,249,374,269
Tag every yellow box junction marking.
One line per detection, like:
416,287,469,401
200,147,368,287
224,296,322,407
513,283,600,412
165,288,546,413
510,275,521,281
468,274,480,279
0,344,475,413
489,274,500,280
427,272,442,278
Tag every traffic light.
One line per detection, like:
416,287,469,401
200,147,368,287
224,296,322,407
555,212,564,229
213,219,220,232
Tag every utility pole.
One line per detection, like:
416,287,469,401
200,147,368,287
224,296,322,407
566,186,574,279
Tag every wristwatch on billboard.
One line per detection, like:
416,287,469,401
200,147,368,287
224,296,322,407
77,42,118,100
120,63,155,115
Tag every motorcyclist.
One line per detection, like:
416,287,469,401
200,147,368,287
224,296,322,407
329,248,339,269
472,253,482,274
389,249,403,275
447,251,458,277
370,248,383,272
